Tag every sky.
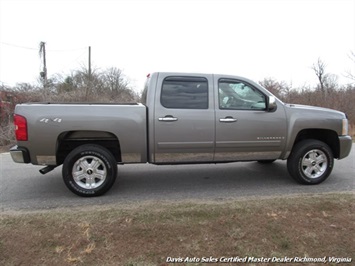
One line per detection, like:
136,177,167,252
0,0,354,92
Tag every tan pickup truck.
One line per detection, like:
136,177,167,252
10,72,352,196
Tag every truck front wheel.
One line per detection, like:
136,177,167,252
287,139,334,184
62,144,117,197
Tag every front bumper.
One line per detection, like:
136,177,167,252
10,145,31,163
338,135,352,159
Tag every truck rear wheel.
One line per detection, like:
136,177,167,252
62,144,117,197
287,139,333,184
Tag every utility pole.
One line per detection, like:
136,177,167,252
39,41,47,89
88,46,91,79
86,46,91,100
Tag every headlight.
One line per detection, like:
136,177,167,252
342,119,349,136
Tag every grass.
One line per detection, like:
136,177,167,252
0,193,354,265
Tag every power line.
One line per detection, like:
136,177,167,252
0,42,86,52
47,47,87,52
0,42,37,50
54,50,87,74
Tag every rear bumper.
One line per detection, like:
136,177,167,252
338,135,352,159
10,145,31,163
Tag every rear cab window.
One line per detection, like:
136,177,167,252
161,76,208,109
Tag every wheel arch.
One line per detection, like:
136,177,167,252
291,129,339,158
56,130,121,165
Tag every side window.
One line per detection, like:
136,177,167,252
161,77,208,109
219,79,266,110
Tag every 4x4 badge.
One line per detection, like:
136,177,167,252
40,117,62,123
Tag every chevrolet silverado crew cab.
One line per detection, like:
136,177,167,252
10,72,352,197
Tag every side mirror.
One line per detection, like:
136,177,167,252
267,96,277,112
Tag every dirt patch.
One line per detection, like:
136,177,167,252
0,193,354,265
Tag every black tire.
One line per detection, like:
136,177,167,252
62,144,117,197
287,139,333,184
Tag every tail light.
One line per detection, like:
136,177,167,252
14,114,28,141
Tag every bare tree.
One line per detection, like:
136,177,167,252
344,51,355,82
312,58,327,93
49,67,137,102
323,74,339,92
259,78,291,99
101,68,129,95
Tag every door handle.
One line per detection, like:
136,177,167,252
158,115,178,122
219,117,237,123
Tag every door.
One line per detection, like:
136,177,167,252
153,74,215,163
215,76,287,161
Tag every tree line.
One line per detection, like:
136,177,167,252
260,57,355,129
1,62,355,146
0,67,139,145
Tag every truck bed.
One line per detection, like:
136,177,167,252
14,102,148,165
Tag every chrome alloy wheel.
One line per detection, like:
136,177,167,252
301,149,328,179
72,156,107,189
